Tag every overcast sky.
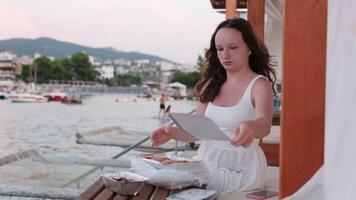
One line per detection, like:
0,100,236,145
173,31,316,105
0,0,225,64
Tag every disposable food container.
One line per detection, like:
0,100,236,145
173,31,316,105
101,171,149,195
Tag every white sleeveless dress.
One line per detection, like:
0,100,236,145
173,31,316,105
196,75,267,193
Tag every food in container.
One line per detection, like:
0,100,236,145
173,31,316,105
140,153,206,172
101,171,149,195
142,154,189,165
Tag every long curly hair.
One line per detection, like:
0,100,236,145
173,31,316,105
194,18,277,103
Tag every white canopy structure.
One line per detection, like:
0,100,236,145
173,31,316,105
168,82,187,89
168,82,187,99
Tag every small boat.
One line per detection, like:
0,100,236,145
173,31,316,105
0,92,8,100
8,93,48,103
61,98,82,104
61,92,82,104
42,92,68,101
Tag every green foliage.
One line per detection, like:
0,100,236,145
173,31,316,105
34,56,53,83
169,55,204,88
170,71,200,88
71,52,99,81
25,52,99,83
20,64,31,82
197,54,204,70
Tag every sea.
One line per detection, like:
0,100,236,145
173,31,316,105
0,94,196,196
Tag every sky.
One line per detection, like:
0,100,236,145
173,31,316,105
0,0,225,64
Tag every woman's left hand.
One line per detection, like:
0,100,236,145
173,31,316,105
230,121,254,148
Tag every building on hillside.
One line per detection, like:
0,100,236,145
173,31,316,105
115,66,129,75
88,56,95,65
156,61,175,71
0,60,22,89
103,60,113,65
177,64,199,73
88,56,102,66
114,59,132,66
0,51,17,61
134,59,150,66
33,52,41,59
14,55,34,65
96,65,114,79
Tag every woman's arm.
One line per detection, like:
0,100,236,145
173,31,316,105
151,102,208,147
231,78,273,147
249,77,274,138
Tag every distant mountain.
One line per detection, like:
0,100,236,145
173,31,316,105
0,37,173,63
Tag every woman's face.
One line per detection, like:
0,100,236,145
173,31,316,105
215,28,250,72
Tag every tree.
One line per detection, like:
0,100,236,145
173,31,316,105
197,54,205,70
59,58,76,80
20,64,31,82
170,71,200,88
52,59,76,80
33,56,54,83
71,52,99,81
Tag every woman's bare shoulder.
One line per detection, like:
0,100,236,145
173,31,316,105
252,77,273,100
254,76,272,90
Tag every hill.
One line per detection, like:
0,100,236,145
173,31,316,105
0,37,173,63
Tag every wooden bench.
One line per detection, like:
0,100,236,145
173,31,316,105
76,177,204,200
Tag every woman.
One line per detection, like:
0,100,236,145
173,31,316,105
151,18,276,193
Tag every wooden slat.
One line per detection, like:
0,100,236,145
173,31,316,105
94,189,115,200
76,178,105,200
78,180,204,200
247,0,265,40
260,143,279,166
280,0,327,198
150,187,170,200
132,184,155,200
226,0,238,19
112,194,130,200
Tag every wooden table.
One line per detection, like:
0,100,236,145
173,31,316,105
76,177,204,200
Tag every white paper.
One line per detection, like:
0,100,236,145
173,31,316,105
169,113,231,141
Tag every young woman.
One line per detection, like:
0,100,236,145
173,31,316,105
151,18,276,193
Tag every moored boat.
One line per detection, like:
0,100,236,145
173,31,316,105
8,93,48,103
0,92,7,100
42,92,68,101
61,92,82,104
61,98,82,104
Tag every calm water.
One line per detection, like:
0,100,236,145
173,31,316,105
0,94,195,157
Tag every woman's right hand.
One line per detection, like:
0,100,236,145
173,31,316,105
151,126,172,148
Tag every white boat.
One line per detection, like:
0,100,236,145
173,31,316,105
8,93,48,103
